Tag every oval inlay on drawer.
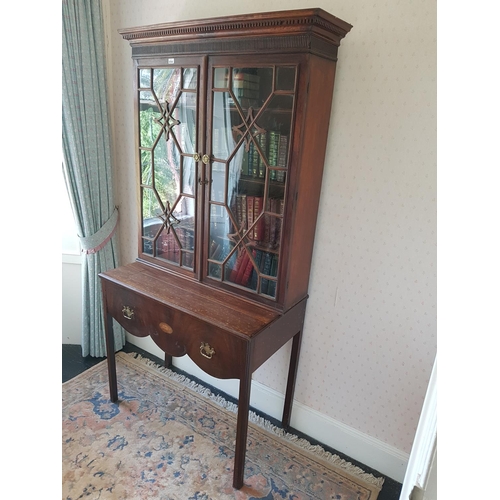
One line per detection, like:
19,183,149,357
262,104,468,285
159,322,173,334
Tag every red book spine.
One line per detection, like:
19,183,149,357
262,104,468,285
235,251,250,284
229,251,245,282
240,250,256,286
253,196,264,241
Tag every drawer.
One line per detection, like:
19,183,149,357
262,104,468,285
102,280,248,379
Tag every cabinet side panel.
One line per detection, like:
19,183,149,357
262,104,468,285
283,55,337,310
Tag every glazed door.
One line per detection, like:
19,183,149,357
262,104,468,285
204,62,297,300
137,62,201,274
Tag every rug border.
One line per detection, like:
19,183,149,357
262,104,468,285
63,351,384,492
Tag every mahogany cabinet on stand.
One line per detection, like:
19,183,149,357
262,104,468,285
99,8,351,489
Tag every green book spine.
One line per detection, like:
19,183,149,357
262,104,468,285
257,133,267,179
267,254,279,297
260,252,272,295
249,142,259,178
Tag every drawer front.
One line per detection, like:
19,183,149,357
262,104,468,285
102,281,248,379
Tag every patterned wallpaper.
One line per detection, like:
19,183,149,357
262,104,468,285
105,0,436,454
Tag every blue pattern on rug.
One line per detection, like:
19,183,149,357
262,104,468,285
62,353,382,499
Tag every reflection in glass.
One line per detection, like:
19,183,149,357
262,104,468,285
142,210,163,256
182,156,196,194
211,161,225,204
232,67,272,108
213,68,229,89
183,67,197,89
138,66,198,270
276,66,296,91
139,68,151,88
173,91,197,154
141,150,152,186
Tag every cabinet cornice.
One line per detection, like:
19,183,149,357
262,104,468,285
119,8,352,58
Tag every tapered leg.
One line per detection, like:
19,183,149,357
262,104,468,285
233,370,252,489
104,311,118,402
164,353,173,368
282,329,303,430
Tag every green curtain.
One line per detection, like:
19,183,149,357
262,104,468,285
62,0,125,357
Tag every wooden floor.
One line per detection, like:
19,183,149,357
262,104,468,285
62,342,402,500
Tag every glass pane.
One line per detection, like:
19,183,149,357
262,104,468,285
154,136,180,208
259,252,279,298
206,65,296,299
141,150,152,186
138,66,198,273
155,196,195,267
232,67,273,108
153,68,181,104
183,68,197,89
139,68,152,89
172,91,197,154
225,245,258,289
142,187,163,220
262,197,284,250
182,156,196,195
212,91,240,160
211,161,226,204
208,202,233,280
257,94,293,180
156,228,180,264
276,66,296,91
214,67,229,89
142,214,163,256
139,91,162,149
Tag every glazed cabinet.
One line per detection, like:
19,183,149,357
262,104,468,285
100,8,351,489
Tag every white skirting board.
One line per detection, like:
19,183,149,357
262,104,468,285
129,336,409,484
251,378,409,484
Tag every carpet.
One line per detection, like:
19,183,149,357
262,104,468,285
62,352,384,499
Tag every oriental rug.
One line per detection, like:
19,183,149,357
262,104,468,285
62,352,384,499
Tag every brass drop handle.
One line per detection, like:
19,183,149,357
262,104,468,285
200,342,215,359
122,305,135,320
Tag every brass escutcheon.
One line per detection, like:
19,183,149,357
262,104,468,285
200,342,215,359
159,322,173,334
202,154,210,165
194,152,201,162
122,305,134,320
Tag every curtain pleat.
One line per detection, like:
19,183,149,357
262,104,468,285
62,0,125,357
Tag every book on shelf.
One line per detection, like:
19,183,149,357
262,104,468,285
234,250,250,284
268,130,280,181
252,196,265,241
245,196,265,242
231,71,261,107
257,133,267,179
239,250,255,286
239,131,288,183
259,252,273,295
267,254,279,297
236,194,247,232
276,134,288,183
241,147,250,176
261,197,284,248
250,250,263,290
224,248,279,297
248,141,259,178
